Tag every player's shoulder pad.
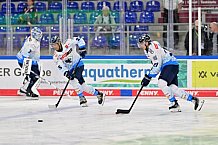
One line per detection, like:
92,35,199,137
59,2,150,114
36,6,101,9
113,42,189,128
26,36,39,49
27,36,32,41
63,39,74,49
152,41,161,45
75,37,86,48
73,36,83,42
150,41,162,50
24,36,32,43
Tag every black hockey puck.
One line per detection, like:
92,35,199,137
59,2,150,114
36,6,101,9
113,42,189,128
38,119,43,122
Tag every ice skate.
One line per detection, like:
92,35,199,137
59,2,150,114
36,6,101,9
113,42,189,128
25,91,39,100
17,88,27,96
169,100,181,112
192,97,205,111
97,92,105,105
79,96,88,107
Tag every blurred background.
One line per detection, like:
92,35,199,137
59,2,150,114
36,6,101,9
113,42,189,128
0,0,217,56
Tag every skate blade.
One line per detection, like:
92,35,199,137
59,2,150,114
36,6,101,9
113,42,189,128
170,108,182,113
197,100,205,111
25,97,39,100
81,103,88,107
101,94,106,106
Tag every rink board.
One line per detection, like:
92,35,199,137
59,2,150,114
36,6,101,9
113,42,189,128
0,89,217,97
0,56,217,97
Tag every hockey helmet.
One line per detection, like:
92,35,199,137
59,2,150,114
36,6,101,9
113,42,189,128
50,35,61,44
138,34,151,43
137,34,151,48
31,27,42,41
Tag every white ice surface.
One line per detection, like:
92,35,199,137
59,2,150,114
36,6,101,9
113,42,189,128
0,96,218,145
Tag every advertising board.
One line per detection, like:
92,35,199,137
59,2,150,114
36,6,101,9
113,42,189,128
0,57,217,97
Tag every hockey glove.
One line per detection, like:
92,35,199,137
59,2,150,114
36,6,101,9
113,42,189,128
141,74,151,87
79,48,87,58
64,71,75,80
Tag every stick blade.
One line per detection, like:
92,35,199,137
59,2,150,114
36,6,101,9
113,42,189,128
198,100,205,111
116,109,130,114
48,104,57,109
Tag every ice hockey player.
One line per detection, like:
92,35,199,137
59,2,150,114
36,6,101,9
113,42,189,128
137,34,204,112
16,27,42,100
50,35,105,107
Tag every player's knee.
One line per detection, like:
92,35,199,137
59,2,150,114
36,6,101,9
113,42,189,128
81,83,95,95
78,81,84,85
78,78,85,85
75,88,81,93
32,76,39,83
169,84,177,90
158,79,168,89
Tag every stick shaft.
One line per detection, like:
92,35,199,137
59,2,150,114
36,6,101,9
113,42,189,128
55,79,70,107
128,85,144,111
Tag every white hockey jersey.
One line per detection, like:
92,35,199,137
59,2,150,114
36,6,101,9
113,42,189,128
53,37,85,75
16,36,40,65
144,41,178,78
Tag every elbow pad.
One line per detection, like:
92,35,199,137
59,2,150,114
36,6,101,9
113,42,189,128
79,47,87,58
77,38,86,49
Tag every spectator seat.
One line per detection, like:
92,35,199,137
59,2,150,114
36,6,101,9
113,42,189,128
67,1,79,10
49,2,62,11
113,1,128,11
139,11,154,23
17,2,27,13
97,1,111,10
35,2,46,12
39,13,55,24
92,35,108,48
125,11,137,23
146,0,160,12
81,2,95,10
129,0,144,12
1,3,16,13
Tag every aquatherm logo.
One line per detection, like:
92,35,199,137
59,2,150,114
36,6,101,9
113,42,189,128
83,64,150,81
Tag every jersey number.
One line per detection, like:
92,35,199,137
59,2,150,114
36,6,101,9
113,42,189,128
153,63,158,67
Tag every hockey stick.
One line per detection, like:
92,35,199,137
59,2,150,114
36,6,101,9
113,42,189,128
116,85,144,114
48,58,82,109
